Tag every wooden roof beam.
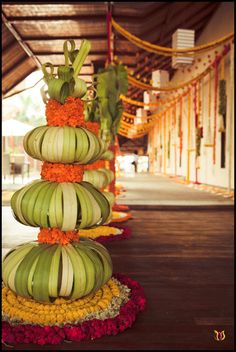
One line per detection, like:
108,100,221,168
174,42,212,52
132,15,214,79
34,50,136,56
6,13,153,22
141,2,218,40
132,2,219,75
3,64,36,96
2,13,41,68
22,35,108,41
2,54,28,78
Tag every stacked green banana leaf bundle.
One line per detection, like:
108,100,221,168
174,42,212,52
2,39,114,304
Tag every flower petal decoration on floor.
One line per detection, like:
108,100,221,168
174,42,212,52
79,225,132,244
111,211,132,223
2,274,146,345
2,38,145,346
112,204,130,212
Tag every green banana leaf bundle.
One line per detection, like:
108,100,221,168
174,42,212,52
86,64,128,144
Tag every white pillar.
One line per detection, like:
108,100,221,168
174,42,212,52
227,43,234,193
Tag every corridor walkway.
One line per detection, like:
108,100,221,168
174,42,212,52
2,173,234,350
2,173,234,257
116,174,234,206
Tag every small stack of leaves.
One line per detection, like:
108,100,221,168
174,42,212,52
86,64,128,144
41,40,91,104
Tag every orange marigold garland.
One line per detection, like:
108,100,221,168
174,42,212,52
41,162,84,183
38,228,79,245
45,97,86,127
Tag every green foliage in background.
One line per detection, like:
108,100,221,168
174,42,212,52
85,63,128,144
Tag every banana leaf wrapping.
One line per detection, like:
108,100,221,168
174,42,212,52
87,64,128,144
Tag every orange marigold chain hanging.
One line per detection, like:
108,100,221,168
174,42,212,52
111,17,234,56
120,94,160,107
127,44,232,93
193,82,200,185
204,70,213,147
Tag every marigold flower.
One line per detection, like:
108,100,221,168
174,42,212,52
2,279,121,326
38,228,79,245
41,162,84,183
45,97,86,127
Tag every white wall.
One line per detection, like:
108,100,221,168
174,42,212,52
148,2,234,189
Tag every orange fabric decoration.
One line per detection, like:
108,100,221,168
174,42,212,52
41,162,84,183
84,160,105,170
38,228,79,245
45,97,86,127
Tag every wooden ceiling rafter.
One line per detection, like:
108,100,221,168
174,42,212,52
2,13,41,68
22,34,108,41
34,50,136,57
131,2,220,76
2,2,221,106
127,4,219,98
130,27,206,87
2,54,28,79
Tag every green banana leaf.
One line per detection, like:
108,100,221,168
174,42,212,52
89,63,128,144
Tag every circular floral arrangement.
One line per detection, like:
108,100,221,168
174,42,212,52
2,274,146,346
111,211,132,223
79,225,132,244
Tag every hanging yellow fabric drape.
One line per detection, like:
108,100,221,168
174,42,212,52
111,18,234,56
127,45,231,93
120,94,160,107
128,67,211,92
